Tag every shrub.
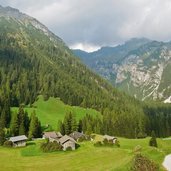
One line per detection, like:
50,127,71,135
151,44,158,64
40,141,62,152
103,138,108,145
131,154,159,171
94,141,103,147
137,132,147,139
4,141,13,147
114,139,120,147
133,145,142,154
149,131,158,147
75,143,80,149
78,137,86,142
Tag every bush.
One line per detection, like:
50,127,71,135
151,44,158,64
115,139,120,147
149,131,158,147
137,132,147,139
103,138,108,145
131,154,159,171
94,141,103,147
78,137,86,142
40,141,62,152
4,141,13,147
133,145,142,154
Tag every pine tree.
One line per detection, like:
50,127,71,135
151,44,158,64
71,114,77,132
58,120,65,135
10,112,19,136
0,120,5,145
28,111,42,139
18,106,26,135
63,112,72,135
149,131,158,147
0,127,5,146
78,120,83,133
0,110,6,128
19,122,25,135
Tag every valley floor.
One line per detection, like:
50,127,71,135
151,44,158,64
0,136,170,171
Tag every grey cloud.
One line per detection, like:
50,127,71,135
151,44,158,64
1,0,171,51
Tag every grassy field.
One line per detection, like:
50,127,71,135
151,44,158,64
12,96,100,130
8,97,171,170
0,135,170,171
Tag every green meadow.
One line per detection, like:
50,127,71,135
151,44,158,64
12,96,101,130
0,135,170,171
8,97,171,170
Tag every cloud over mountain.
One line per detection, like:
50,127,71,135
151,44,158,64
1,0,171,51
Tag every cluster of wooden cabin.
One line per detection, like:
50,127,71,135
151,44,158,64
43,131,88,150
8,131,88,150
8,132,117,150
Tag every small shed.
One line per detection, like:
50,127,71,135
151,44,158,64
103,135,117,144
58,135,76,151
43,131,62,142
9,135,28,147
69,131,86,141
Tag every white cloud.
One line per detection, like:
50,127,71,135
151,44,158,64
70,43,100,52
1,0,171,51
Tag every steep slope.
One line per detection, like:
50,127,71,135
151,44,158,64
0,6,149,138
0,6,116,109
73,39,171,102
0,7,138,108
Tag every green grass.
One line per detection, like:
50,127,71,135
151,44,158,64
12,95,100,130
0,136,170,171
8,97,171,170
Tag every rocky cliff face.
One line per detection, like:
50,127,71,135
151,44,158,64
73,39,171,102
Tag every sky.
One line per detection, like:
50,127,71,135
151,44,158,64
1,0,171,52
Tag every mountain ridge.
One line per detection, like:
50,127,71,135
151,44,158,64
73,38,171,102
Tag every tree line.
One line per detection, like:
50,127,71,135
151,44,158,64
0,106,42,145
58,106,171,139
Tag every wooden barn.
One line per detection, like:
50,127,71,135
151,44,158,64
9,135,28,147
58,135,76,151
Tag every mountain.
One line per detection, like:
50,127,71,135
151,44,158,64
0,5,114,108
1,6,171,140
0,6,150,138
73,38,171,102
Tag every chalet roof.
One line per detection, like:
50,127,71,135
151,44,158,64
69,131,85,140
104,135,117,140
43,131,58,139
9,135,28,142
58,135,76,144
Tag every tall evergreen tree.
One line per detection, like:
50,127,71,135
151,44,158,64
71,114,77,132
28,111,42,139
63,112,72,135
0,120,5,145
149,131,158,147
10,112,19,136
58,120,65,135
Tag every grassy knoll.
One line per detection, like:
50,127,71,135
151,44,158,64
12,96,100,130
0,135,170,171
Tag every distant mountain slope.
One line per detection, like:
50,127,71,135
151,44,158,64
0,6,149,138
73,38,171,102
0,6,140,109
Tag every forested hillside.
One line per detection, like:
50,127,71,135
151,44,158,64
0,6,171,139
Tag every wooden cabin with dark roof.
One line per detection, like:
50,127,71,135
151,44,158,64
9,135,28,147
58,135,76,150
69,131,86,141
43,131,62,142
